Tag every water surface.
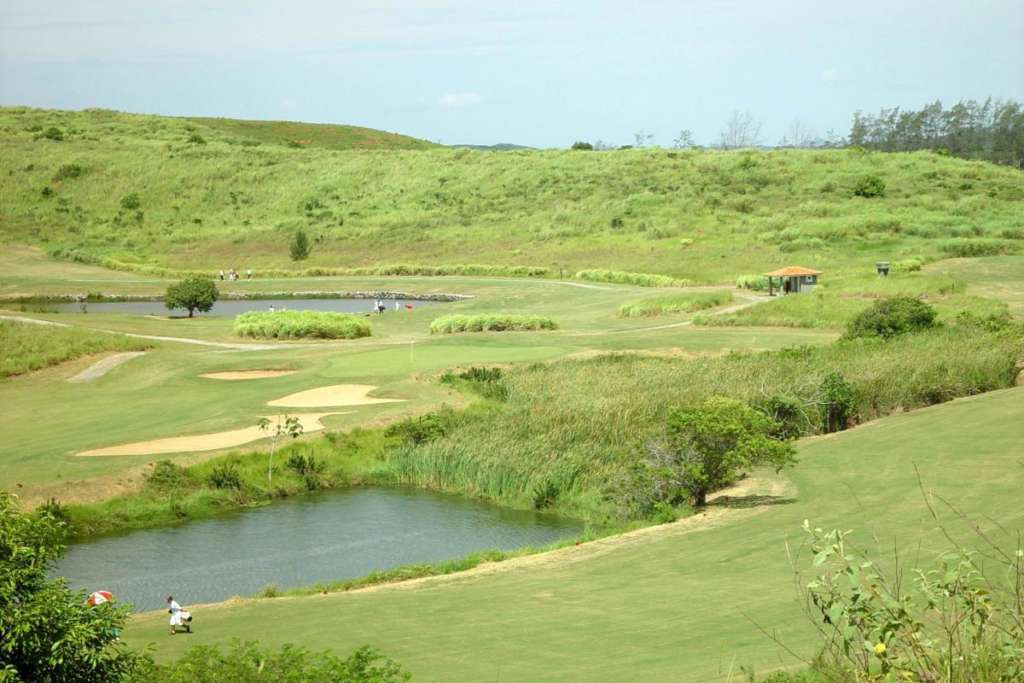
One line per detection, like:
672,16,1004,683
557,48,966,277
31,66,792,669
56,488,580,612
52,298,441,316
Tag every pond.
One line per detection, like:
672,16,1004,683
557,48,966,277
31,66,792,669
51,298,442,316
55,488,582,612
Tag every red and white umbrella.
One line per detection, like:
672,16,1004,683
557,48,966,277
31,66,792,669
86,590,114,606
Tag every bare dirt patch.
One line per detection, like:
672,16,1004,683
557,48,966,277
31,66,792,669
77,412,348,457
267,383,404,408
200,370,297,381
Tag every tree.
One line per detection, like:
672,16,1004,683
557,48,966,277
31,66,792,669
570,141,593,150
0,494,141,681
644,397,796,507
633,130,655,147
719,110,763,149
289,229,311,261
672,129,696,149
780,120,816,148
257,416,303,486
165,276,219,318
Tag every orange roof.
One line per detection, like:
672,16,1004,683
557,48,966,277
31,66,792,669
764,266,823,277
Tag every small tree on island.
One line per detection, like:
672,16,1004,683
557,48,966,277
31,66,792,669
258,415,304,486
289,228,311,261
643,397,797,507
165,276,219,318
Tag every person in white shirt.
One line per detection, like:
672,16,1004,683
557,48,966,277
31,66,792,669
167,595,183,635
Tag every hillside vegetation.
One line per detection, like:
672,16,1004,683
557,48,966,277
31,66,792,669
2,107,1022,282
186,116,437,151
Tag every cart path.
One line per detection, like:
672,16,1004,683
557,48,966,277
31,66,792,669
68,352,148,383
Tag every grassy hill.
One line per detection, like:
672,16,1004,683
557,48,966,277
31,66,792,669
1,107,1021,281
186,116,438,151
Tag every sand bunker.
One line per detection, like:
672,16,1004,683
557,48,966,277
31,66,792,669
267,384,404,408
77,413,346,457
200,370,297,381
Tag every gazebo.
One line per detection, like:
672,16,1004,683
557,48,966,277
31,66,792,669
764,266,822,296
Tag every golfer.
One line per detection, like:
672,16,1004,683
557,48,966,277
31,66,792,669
167,595,183,635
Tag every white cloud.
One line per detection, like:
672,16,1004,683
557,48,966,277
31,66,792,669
820,68,840,82
439,92,482,107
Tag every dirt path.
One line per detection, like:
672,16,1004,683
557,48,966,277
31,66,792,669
68,352,147,383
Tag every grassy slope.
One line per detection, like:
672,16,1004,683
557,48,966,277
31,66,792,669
1,108,1022,279
124,388,1024,681
0,319,152,377
186,116,438,151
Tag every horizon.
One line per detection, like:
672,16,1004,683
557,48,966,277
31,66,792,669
1,1,1021,148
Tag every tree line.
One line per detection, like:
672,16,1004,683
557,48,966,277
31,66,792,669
569,97,1024,165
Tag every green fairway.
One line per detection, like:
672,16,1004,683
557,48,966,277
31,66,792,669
123,388,1024,681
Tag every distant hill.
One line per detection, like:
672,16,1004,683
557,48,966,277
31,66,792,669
451,143,535,151
186,116,438,151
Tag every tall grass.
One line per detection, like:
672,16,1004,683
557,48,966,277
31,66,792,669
618,291,732,317
429,314,558,334
575,269,691,287
0,320,152,377
233,310,371,339
390,323,1022,522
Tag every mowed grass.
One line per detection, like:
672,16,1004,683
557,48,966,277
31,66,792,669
3,108,1023,281
0,319,152,377
124,388,1024,681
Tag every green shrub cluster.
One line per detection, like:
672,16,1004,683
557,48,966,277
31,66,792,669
844,296,938,340
890,257,924,272
939,238,1018,257
618,291,732,317
574,269,691,287
0,320,152,378
735,274,770,290
429,314,558,334
852,175,886,198
234,310,372,339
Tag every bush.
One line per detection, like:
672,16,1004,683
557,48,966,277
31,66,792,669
385,413,448,445
130,641,409,682
53,163,84,181
165,275,219,317
429,314,558,334
890,257,923,273
575,269,691,287
819,371,856,433
41,126,64,141
289,228,311,261
207,463,242,490
187,132,206,145
939,238,1018,257
852,175,886,198
735,274,769,291
570,141,594,150
120,192,141,210
285,453,326,476
618,291,732,318
234,310,372,340
147,460,193,489
844,296,937,340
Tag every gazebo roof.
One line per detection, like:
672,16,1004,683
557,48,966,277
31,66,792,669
764,266,823,277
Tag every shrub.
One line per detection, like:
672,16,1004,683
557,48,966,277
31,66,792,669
799,523,1024,682
618,291,732,318
819,371,856,433
187,132,206,145
575,269,691,287
844,296,938,340
852,175,885,198
147,460,193,489
40,186,54,198
120,192,141,210
41,126,64,141
207,463,242,490
131,641,409,682
570,141,594,150
890,257,923,273
735,274,769,291
289,228,311,261
385,413,448,444
165,275,219,317
285,453,326,476
234,310,372,340
53,163,84,181
429,314,558,334
939,238,1017,257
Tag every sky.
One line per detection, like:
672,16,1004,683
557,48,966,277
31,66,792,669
1,1,1021,147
